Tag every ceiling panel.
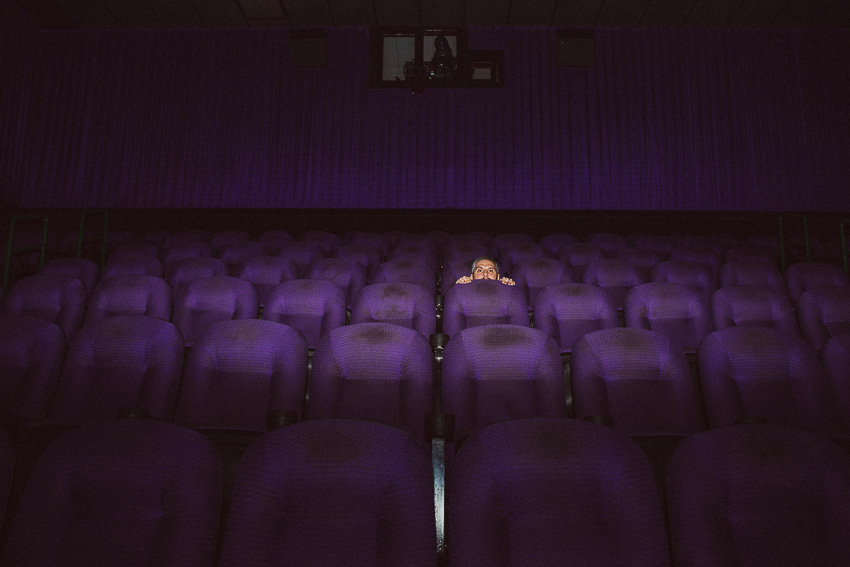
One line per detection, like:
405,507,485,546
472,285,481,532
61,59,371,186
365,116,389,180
682,0,741,27
238,0,286,20
596,0,652,27
57,0,119,28
146,0,204,27
465,0,511,26
14,0,76,28
373,0,420,26
816,0,850,27
282,0,333,26
552,0,604,27
194,0,247,27
639,0,695,27
729,0,782,28
420,0,465,26
509,0,558,26
772,0,832,28
328,0,376,26
102,0,161,28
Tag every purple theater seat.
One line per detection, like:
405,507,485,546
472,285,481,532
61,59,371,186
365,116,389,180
442,239,489,267
386,241,439,273
306,257,367,309
442,279,529,337
0,315,65,422
710,232,741,250
557,242,604,281
217,241,266,266
697,327,842,433
38,257,99,298
822,332,850,429
650,259,717,302
532,283,619,353
275,241,324,278
162,241,213,270
209,230,250,254
440,258,474,295
334,243,384,272
668,245,722,277
342,231,389,256
45,315,183,424
0,427,13,526
102,253,163,279
370,259,437,296
233,256,298,307
174,319,308,432
724,245,776,265
300,230,340,255
718,260,787,295
0,419,221,567
785,261,850,304
448,418,670,567
306,323,433,441
169,229,211,247
511,258,575,305
172,276,259,348
616,246,664,271
572,328,705,436
667,424,850,567
539,232,580,256
141,229,171,249
497,242,549,275
797,287,850,351
350,282,436,337
103,230,137,253
1,273,86,344
629,233,676,256
219,419,436,567
108,241,159,260
624,282,713,351
490,232,535,257
581,258,648,310
257,229,294,254
710,285,800,337
165,257,229,297
587,232,628,258
84,274,173,324
442,325,567,443
261,279,346,349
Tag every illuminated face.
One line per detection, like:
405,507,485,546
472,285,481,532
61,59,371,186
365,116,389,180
472,259,499,280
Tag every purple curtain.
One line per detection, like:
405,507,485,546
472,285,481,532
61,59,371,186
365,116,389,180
2,3,850,211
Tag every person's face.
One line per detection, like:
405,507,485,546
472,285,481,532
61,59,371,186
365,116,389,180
472,259,499,280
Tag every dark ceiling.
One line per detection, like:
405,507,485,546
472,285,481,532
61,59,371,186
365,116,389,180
15,0,850,30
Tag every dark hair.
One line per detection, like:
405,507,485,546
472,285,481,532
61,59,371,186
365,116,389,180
470,256,500,275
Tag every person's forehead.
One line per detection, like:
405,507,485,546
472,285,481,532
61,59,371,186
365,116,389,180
474,260,497,270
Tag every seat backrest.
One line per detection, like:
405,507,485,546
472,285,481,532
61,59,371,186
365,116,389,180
443,279,529,337
306,322,433,442
233,256,298,307
697,327,842,432
650,259,717,302
448,418,670,567
219,419,436,567
498,242,549,275
299,230,340,255
0,419,221,567
586,232,628,258
572,328,705,436
172,276,259,347
442,325,567,442
39,257,99,297
490,232,535,257
511,258,574,305
615,246,663,271
710,285,800,337
0,315,65,421
174,319,308,432
532,283,619,353
667,424,850,567
820,332,850,430
48,315,184,423
668,245,722,277
785,261,850,304
342,231,389,256
257,230,294,255
84,274,173,324
724,245,776,265
386,242,439,273
370,259,437,296
306,257,367,309
335,243,384,273
217,241,266,266
275,241,324,277
166,257,229,297
349,282,436,337
261,279,346,349
796,287,850,351
102,253,163,279
209,230,250,254
718,260,787,294
556,242,603,280
162,241,213,269
1,273,87,343
624,282,713,351
539,233,580,256
581,259,648,309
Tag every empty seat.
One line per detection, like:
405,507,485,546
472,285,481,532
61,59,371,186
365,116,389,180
46,315,184,424
698,327,842,433
261,279,346,349
102,253,163,279
539,232,580,256
108,241,159,260
219,419,436,567
629,233,676,256
624,282,713,351
257,230,294,255
442,279,529,337
334,243,384,272
370,259,437,296
442,325,567,444
306,323,433,441
217,241,266,266
165,257,229,298
174,320,308,432
718,260,787,294
615,246,663,271
797,287,850,351
209,230,250,254
582,258,648,309
299,230,340,255
710,285,799,337
785,261,850,304
532,283,619,353
0,419,221,567
172,276,259,348
557,242,603,280
667,424,850,567
511,258,575,305
650,259,717,302
0,315,65,422
442,240,489,267
572,328,705,436
306,257,367,309
724,245,776,265
233,256,298,307
38,257,99,298
586,232,628,258
1,273,87,343
386,241,439,273
275,241,325,278
497,242,549,275
668,245,722,277
162,241,213,269
490,232,535,257
448,418,670,567
84,274,173,324
350,282,436,337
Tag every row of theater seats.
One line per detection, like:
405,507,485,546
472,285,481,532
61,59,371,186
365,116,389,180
2,314,850,446
0,417,848,566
